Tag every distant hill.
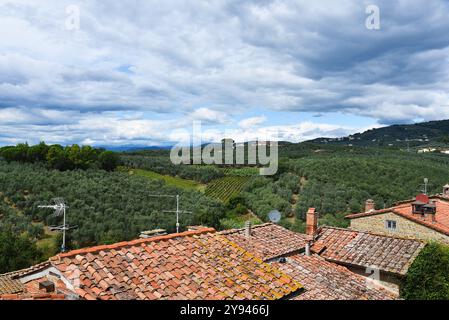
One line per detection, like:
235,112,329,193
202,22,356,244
308,119,449,148
99,145,173,152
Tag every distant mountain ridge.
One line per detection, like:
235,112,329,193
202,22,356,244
308,119,449,148
98,145,173,152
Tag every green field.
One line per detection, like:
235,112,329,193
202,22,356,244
36,235,58,260
131,169,204,191
220,212,262,230
222,167,259,177
205,176,250,203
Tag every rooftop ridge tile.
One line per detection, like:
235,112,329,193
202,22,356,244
319,225,426,243
53,227,216,259
218,222,274,235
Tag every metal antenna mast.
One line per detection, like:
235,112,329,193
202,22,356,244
148,194,192,233
38,198,76,252
424,178,429,195
418,178,430,195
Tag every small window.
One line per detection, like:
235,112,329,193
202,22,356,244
386,220,397,231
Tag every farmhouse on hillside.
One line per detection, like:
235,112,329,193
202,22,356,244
346,185,449,244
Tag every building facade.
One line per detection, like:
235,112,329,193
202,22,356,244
346,190,449,244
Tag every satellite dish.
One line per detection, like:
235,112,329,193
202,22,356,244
268,210,281,223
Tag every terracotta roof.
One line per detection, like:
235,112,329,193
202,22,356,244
46,228,302,300
311,227,425,276
0,293,67,300
3,223,420,300
272,254,395,300
219,223,310,261
346,199,449,237
0,273,23,295
0,261,51,295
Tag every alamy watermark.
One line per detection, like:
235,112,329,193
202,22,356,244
169,121,279,175
65,5,81,31
365,5,380,30
365,265,381,290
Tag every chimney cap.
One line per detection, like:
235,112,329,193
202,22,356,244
186,225,207,231
139,229,167,238
39,280,55,293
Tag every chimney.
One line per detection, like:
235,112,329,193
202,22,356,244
365,199,375,212
426,212,437,223
443,184,449,197
187,225,207,232
306,208,318,236
424,200,437,223
39,280,55,293
412,193,430,217
244,220,252,238
139,229,167,239
305,242,311,256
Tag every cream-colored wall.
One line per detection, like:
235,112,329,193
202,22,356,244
350,211,449,244
347,265,400,297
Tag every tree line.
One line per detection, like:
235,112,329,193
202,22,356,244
0,160,225,272
121,155,224,183
0,142,120,171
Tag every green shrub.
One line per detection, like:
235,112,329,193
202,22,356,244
0,229,42,273
401,242,449,300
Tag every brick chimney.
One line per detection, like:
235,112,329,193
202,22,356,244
365,199,375,212
306,208,318,236
412,193,430,218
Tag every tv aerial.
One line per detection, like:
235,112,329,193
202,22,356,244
419,178,430,195
38,198,77,253
148,194,192,233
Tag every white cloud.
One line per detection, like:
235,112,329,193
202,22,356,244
1,0,449,145
239,116,267,128
188,108,230,124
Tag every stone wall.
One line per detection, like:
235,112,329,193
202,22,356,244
346,265,401,297
349,211,449,244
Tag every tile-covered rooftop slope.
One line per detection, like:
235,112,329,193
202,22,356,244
0,272,23,295
221,224,396,300
219,223,310,261
311,227,425,275
1,223,412,300
272,255,395,300
346,197,449,237
46,228,302,300
0,262,50,295
0,293,67,300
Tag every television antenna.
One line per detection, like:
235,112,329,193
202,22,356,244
38,198,77,253
148,194,192,233
418,178,430,195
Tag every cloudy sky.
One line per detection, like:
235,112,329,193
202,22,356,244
1,0,449,146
